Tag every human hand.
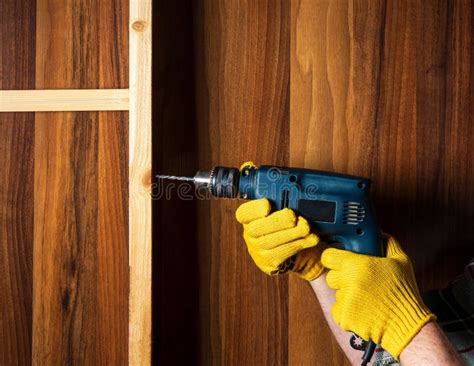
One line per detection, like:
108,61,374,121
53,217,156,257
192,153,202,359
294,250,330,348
321,236,436,359
235,198,326,280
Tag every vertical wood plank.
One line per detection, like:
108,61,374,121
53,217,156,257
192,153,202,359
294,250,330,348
129,1,152,364
372,0,474,289
32,112,129,365
290,0,473,363
33,112,99,365
290,0,384,363
97,112,129,364
33,0,130,364
99,0,130,88
0,116,34,365
0,1,36,364
194,1,290,364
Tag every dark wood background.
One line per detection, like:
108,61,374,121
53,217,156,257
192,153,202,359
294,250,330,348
1,0,473,365
155,0,473,365
0,0,129,364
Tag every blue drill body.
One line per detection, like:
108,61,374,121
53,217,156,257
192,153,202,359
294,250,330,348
238,165,383,256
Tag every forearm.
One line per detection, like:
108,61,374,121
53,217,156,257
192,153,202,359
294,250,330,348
310,273,368,365
310,273,463,366
400,321,463,365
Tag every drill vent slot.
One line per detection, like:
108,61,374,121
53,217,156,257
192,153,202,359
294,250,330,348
342,201,365,225
281,189,290,208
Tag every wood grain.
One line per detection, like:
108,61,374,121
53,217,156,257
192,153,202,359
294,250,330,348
194,0,290,364
291,0,473,363
0,0,36,90
36,0,129,89
1,0,130,364
290,1,385,364
129,0,152,364
33,112,99,365
0,89,129,112
0,1,36,364
0,115,34,365
31,111,129,364
98,112,129,365
374,0,474,290
31,0,130,364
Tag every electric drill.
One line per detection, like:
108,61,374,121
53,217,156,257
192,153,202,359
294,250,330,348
156,164,384,364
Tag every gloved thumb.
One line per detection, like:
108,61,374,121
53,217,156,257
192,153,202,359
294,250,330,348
235,198,271,224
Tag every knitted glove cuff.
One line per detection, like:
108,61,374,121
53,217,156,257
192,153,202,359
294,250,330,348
382,297,437,359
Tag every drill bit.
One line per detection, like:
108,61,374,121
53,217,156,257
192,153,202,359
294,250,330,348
155,174,195,182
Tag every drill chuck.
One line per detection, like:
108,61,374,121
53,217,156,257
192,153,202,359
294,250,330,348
157,166,241,198
203,166,240,198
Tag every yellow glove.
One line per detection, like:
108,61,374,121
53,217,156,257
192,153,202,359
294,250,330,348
235,198,325,280
321,236,436,359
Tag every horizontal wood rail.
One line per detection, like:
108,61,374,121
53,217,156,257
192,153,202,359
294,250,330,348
0,89,129,112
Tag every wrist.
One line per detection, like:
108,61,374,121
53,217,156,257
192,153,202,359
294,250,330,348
382,298,436,359
400,321,463,365
384,311,435,359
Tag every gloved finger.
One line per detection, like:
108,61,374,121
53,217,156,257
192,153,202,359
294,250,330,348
385,236,408,260
325,269,342,289
321,248,345,270
235,199,271,224
271,233,319,259
321,247,365,270
254,218,312,249
245,208,296,237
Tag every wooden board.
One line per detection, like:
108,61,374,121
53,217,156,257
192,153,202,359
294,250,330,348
157,0,473,365
32,112,129,364
373,0,474,289
193,0,290,364
129,0,152,365
33,0,129,362
289,1,385,363
0,0,130,364
33,112,100,364
0,113,35,365
0,1,36,364
97,112,129,364
35,0,129,89
290,0,473,363
0,89,129,112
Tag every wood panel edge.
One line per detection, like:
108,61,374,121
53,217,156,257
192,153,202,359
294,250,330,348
128,0,152,365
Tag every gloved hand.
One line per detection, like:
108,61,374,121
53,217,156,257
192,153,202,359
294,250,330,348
235,198,326,280
321,236,436,359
